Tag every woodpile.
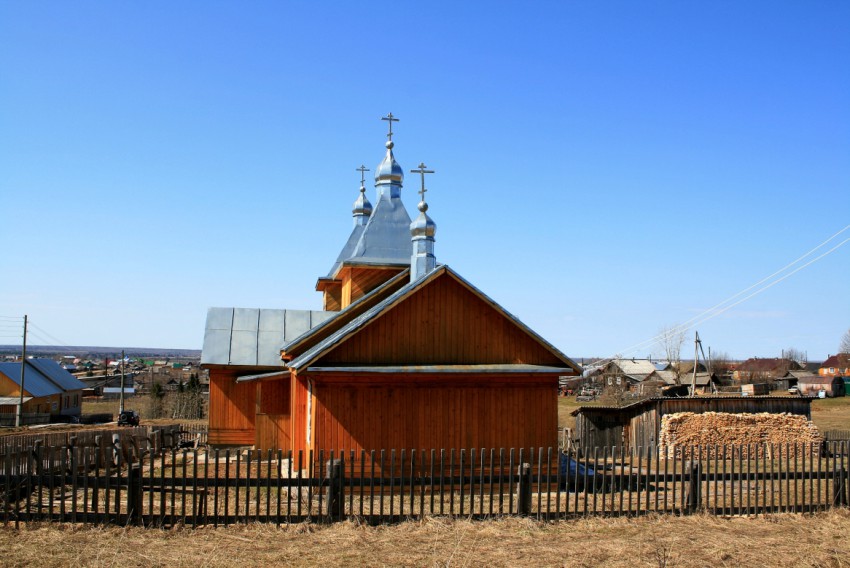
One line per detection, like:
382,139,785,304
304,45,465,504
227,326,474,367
659,411,822,458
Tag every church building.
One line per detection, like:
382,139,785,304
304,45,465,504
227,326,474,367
201,115,581,454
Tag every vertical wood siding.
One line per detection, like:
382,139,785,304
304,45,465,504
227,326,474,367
319,273,565,366
208,369,257,446
305,373,558,453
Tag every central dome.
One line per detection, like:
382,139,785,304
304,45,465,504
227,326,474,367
374,141,404,185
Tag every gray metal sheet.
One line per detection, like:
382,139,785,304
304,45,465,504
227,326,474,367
311,310,335,326
230,330,258,365
259,309,285,332
347,193,414,266
257,330,287,367
205,307,234,330
201,328,233,365
284,310,312,342
232,308,260,331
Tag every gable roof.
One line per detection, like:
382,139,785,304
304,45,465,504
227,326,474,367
821,354,849,368
283,269,411,357
201,308,335,367
288,265,582,373
0,359,85,397
608,359,657,376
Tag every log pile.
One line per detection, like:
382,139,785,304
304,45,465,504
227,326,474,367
659,411,822,458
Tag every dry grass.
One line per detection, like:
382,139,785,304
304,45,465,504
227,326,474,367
1,510,849,567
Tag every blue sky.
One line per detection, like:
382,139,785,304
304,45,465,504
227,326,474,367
1,1,848,360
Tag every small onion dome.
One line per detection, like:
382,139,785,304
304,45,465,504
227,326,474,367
375,141,404,185
352,185,373,216
410,201,436,238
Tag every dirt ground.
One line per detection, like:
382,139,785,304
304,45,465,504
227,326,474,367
0,511,848,567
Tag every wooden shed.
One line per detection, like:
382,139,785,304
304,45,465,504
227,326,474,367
572,396,814,451
797,375,845,398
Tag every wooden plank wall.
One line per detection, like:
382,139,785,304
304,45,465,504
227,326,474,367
207,369,257,446
319,273,565,366
306,373,558,453
341,266,405,308
255,379,291,451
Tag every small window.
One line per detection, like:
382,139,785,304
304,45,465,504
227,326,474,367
616,377,622,385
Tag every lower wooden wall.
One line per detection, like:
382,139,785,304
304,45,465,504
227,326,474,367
308,373,558,453
207,368,258,447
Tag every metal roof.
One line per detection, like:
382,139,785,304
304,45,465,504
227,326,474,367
570,395,816,415
289,265,582,373
0,360,85,398
201,308,335,367
0,396,33,406
306,364,572,374
342,189,413,269
327,224,366,278
27,359,87,392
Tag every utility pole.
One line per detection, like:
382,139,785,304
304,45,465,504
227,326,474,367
690,331,701,397
119,349,126,415
16,315,28,428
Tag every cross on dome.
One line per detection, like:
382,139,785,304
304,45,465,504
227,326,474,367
410,162,435,205
356,165,370,188
381,112,399,142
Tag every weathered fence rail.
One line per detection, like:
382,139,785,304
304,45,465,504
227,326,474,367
1,442,848,527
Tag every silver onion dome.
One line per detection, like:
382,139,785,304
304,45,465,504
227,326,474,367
410,201,436,238
375,141,404,185
352,184,373,216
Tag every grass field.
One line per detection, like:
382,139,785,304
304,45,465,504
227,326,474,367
558,394,850,432
0,511,848,567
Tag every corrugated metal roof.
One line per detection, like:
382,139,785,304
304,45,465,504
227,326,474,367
289,265,582,374
306,364,572,374
201,308,334,367
0,361,83,398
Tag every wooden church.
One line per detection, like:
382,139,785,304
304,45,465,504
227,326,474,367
201,115,581,454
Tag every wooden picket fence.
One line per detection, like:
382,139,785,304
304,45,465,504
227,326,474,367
1,442,848,527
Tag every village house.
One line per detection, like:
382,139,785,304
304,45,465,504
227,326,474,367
733,357,801,383
201,116,582,453
819,354,850,378
0,359,85,424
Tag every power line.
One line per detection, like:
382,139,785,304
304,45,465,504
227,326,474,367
587,225,850,368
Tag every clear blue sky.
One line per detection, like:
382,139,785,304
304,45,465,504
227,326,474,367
1,1,848,361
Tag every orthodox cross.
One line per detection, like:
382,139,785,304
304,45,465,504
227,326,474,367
410,162,435,201
381,112,399,141
356,165,370,187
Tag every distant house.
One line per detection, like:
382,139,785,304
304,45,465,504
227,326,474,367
0,359,86,423
819,355,850,378
798,375,845,398
603,359,658,386
733,357,801,382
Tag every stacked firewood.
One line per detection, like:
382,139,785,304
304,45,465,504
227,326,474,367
658,412,822,459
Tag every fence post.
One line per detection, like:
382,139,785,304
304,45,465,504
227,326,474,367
127,464,143,526
686,460,702,513
516,463,532,516
834,466,848,508
326,458,343,521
